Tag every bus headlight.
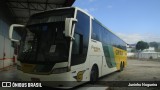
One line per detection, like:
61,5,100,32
52,67,70,74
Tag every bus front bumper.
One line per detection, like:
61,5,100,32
17,70,76,88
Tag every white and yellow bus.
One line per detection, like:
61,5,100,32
9,7,127,88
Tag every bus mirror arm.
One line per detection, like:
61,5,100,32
65,18,77,39
9,24,25,42
65,18,77,69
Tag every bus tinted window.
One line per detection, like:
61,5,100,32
92,19,126,50
92,20,101,41
28,8,75,25
71,10,90,66
102,28,111,45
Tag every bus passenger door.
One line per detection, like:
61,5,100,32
70,33,89,82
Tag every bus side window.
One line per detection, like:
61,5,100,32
92,20,101,41
71,10,89,66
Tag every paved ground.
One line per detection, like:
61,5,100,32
102,59,160,81
0,59,160,90
99,59,160,90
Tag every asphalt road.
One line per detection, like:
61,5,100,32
0,59,160,90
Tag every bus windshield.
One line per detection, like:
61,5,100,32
17,8,75,64
18,22,69,63
18,22,70,64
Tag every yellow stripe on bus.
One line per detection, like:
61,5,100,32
113,47,127,70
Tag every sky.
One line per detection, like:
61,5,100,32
73,0,160,44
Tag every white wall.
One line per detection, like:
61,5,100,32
127,52,135,57
0,19,16,69
136,52,159,59
0,3,20,69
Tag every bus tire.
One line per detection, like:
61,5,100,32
90,65,99,84
119,62,123,72
123,62,125,68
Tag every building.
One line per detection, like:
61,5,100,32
136,47,160,59
127,44,136,58
143,47,155,52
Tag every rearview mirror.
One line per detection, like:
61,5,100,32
9,24,25,42
65,18,77,38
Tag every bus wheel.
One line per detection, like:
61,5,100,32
123,62,125,68
119,62,123,72
90,65,98,84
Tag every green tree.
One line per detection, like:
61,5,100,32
136,41,149,51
